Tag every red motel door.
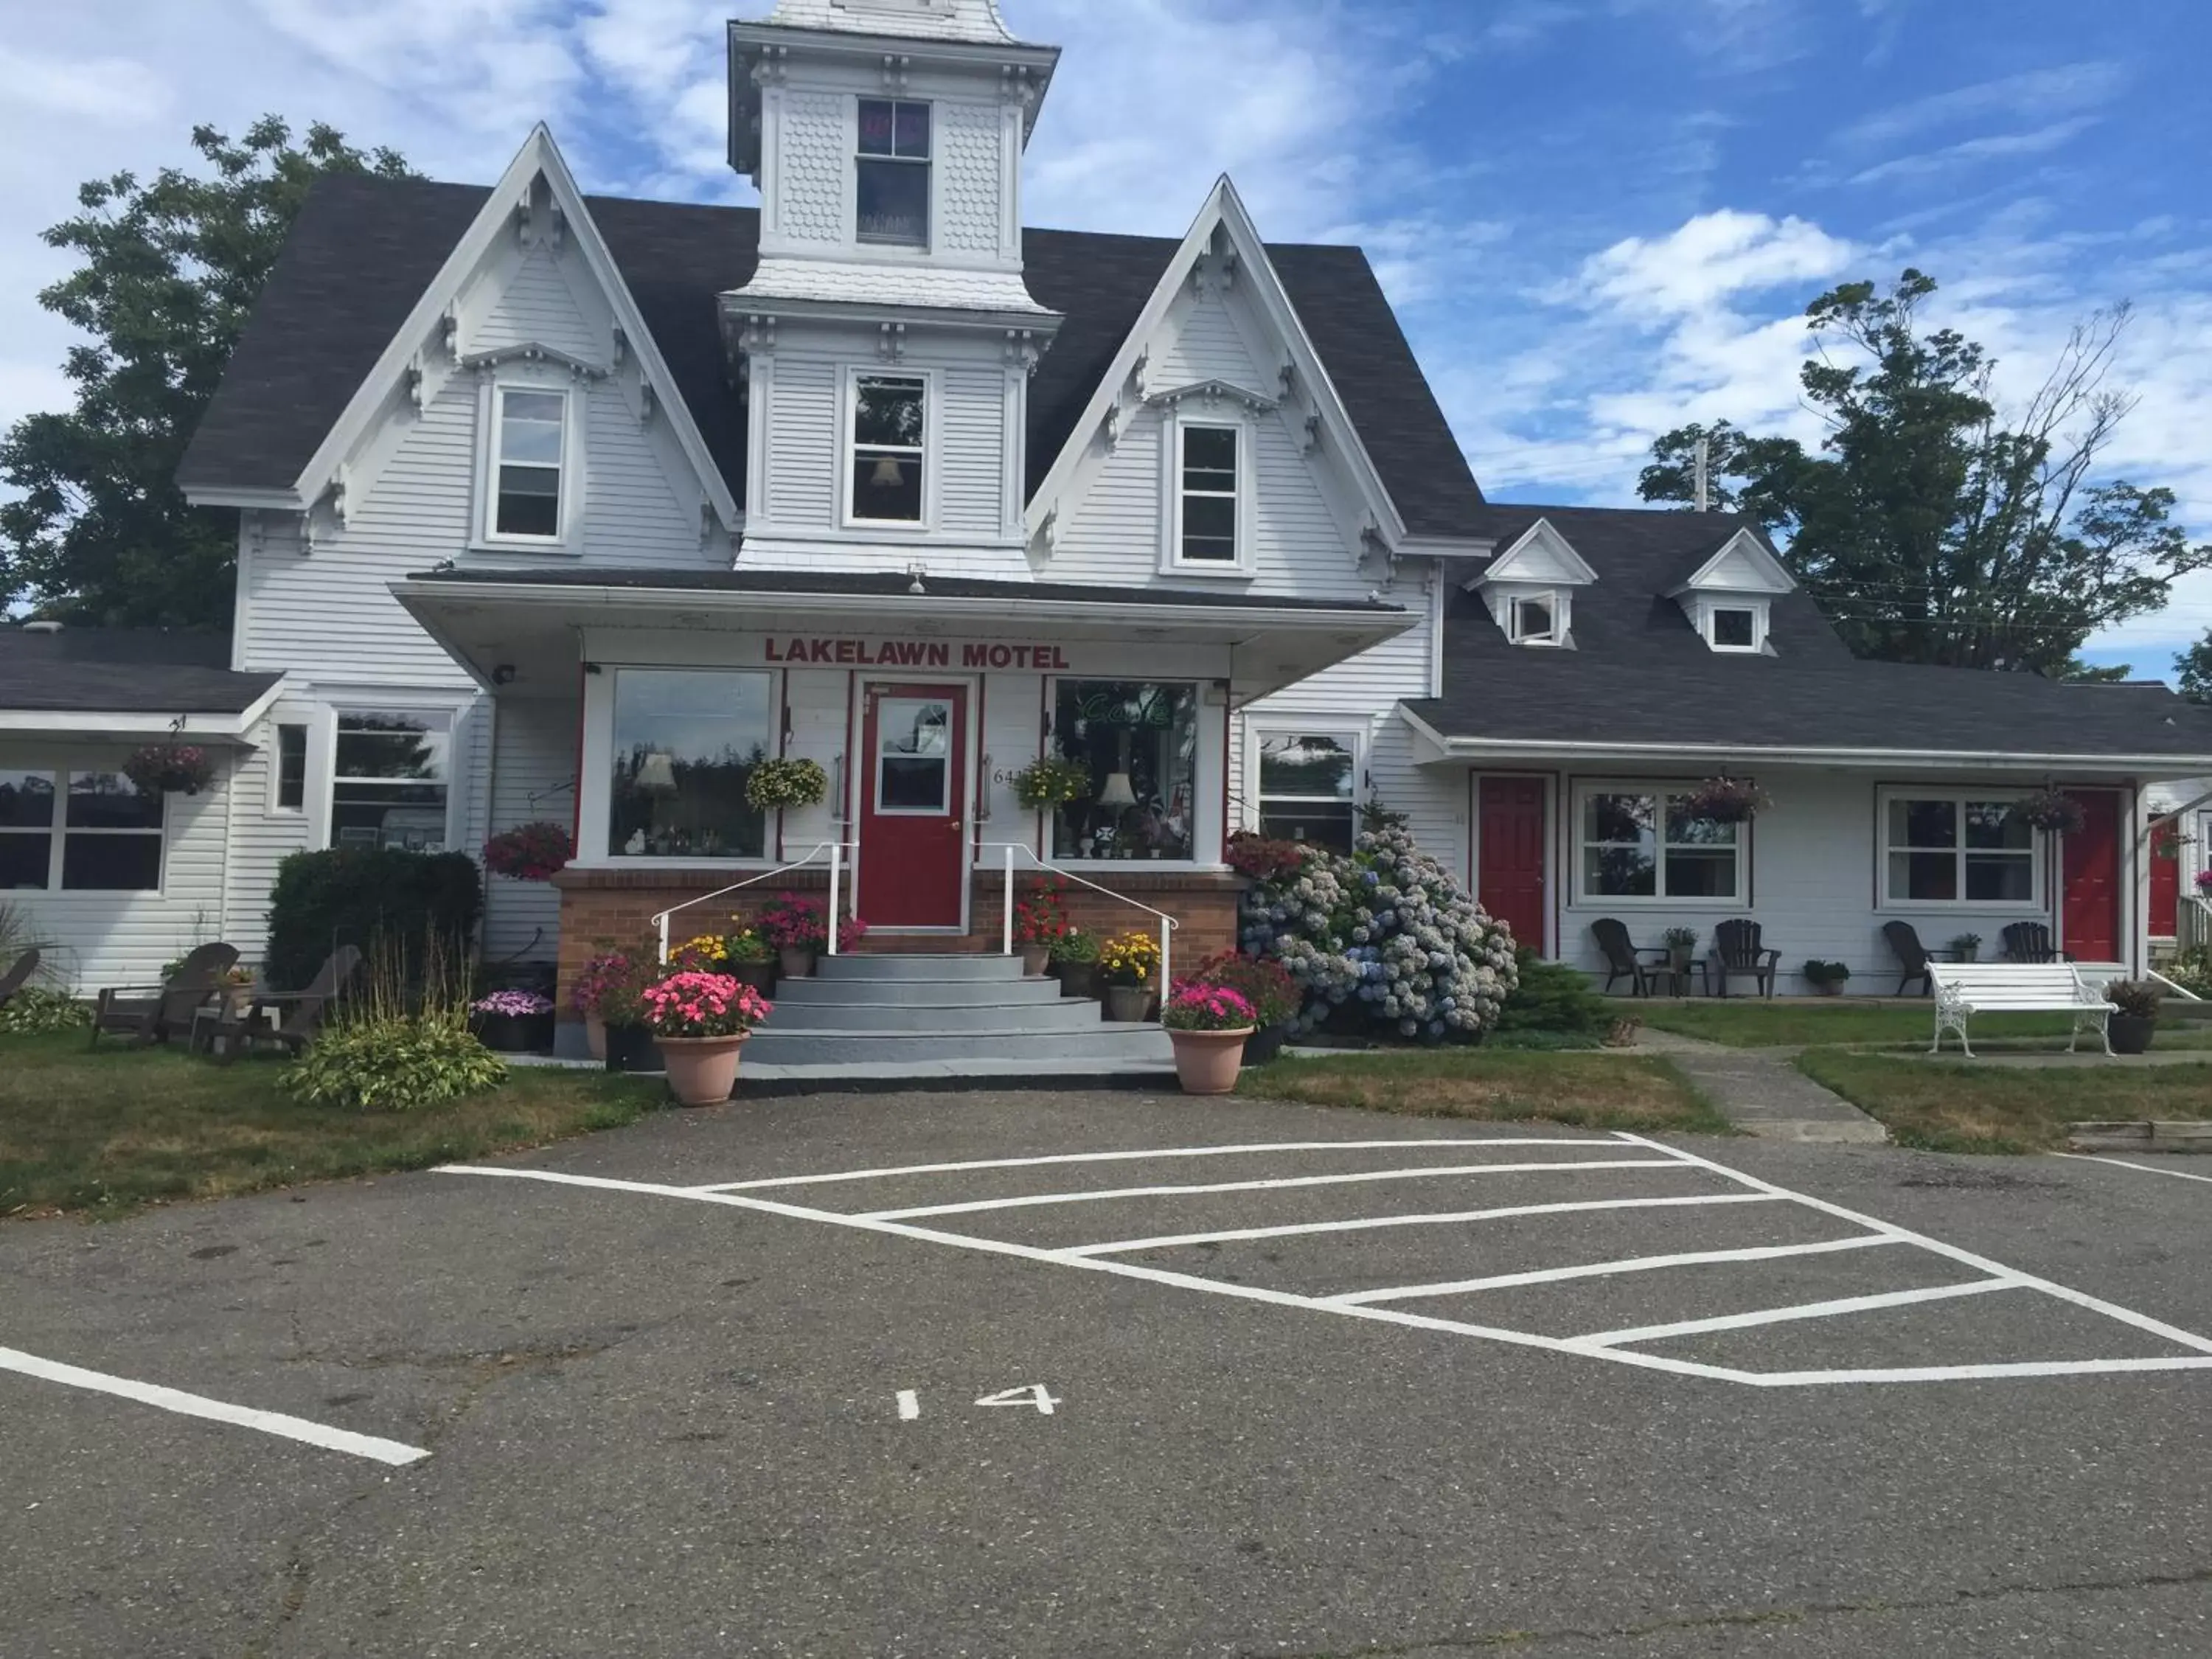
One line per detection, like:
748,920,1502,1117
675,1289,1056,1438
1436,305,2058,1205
2062,790,2121,962
1478,776,1547,953
859,683,968,929
2150,821,2180,938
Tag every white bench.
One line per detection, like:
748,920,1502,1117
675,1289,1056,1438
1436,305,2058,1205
1928,961,2111,1057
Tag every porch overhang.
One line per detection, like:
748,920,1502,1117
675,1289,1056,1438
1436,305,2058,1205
1397,707,2212,779
392,569,1415,703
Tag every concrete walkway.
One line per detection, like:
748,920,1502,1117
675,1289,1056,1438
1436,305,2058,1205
1632,1028,1889,1144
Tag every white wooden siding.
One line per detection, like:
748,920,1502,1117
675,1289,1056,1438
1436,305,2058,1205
482,696,575,964
764,355,839,527
1155,284,1262,387
939,366,1008,537
221,702,317,966
471,248,602,361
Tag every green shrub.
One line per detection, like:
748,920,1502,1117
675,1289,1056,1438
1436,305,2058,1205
0,987,91,1034
281,1014,507,1113
265,848,482,990
1494,950,1612,1035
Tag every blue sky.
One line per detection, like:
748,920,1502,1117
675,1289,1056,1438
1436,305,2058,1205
1,0,2208,669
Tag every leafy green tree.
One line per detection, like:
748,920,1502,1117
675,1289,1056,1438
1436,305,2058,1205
1639,269,2210,675
2177,633,2212,704
0,118,413,629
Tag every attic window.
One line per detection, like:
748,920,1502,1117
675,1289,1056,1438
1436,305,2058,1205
490,388,566,540
856,99,931,248
1705,604,1765,653
1509,594,1560,646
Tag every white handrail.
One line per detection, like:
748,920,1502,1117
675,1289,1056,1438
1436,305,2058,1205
981,841,1182,992
2145,967,2204,1003
648,842,855,964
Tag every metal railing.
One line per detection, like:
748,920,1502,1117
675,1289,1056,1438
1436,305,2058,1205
648,842,855,964
981,841,1181,991
2180,893,2212,956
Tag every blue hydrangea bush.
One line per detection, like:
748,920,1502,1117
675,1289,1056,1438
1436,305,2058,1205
1236,825,1520,1041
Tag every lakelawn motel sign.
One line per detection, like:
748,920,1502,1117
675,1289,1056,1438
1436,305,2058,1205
762,636,1074,669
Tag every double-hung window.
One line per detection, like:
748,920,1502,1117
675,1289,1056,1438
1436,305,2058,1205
0,768,164,891
1577,786,1743,902
490,387,566,540
1882,792,2036,904
849,374,927,524
856,98,930,247
331,712,450,850
1177,425,1241,564
1256,731,1359,852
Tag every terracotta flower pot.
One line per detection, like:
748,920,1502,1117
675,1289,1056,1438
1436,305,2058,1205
1104,984,1152,1023
585,1014,608,1062
659,1034,748,1107
1054,961,1099,1001
1019,943,1052,977
1168,1026,1253,1095
778,947,817,980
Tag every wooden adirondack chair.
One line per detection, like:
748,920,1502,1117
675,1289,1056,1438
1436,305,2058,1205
2001,921,2070,964
90,942,240,1048
206,946,362,1064
1883,921,1936,998
1708,919,1781,998
0,947,41,1012
1589,918,1665,995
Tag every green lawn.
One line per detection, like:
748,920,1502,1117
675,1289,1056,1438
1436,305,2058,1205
1638,1000,2118,1049
1240,1048,1733,1136
0,1034,663,1221
1798,1049,2212,1154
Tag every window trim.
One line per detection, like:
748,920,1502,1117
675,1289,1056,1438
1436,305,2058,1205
271,723,308,816
841,366,936,532
1158,411,1254,577
1571,780,1749,908
1251,723,1364,851
852,95,933,251
0,766,169,895
599,665,782,866
1690,595,1769,653
1509,591,1565,647
328,708,456,853
473,376,582,553
1877,786,2044,911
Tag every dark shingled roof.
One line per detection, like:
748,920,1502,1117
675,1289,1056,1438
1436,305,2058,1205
1407,504,2212,759
179,175,1486,540
0,630,280,714
410,566,1405,615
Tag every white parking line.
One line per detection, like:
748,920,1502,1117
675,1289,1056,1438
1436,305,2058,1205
2053,1153,2212,1186
1326,1234,1902,1305
1568,1277,2022,1349
688,1138,1608,1193
1058,1193,1782,1256
0,1344,430,1467
854,1158,1683,1222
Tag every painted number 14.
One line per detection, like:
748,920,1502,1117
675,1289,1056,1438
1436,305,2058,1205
896,1385,1058,1419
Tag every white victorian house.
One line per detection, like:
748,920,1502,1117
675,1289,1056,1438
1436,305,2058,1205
0,0,2202,1037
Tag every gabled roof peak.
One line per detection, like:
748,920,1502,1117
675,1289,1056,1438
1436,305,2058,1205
1480,517,1599,587
1667,526,1796,597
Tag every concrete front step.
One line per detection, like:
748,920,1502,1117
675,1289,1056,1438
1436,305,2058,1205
744,1022,1172,1065
773,974,1065,1008
737,1057,1178,1097
814,953,1025,982
760,994,1114,1034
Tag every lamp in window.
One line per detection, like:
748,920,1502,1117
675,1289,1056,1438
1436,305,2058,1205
868,456,905,490
635,751,679,794
1097,771,1136,808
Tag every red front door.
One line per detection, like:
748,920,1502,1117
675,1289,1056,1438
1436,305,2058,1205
1478,776,1547,953
2151,821,2181,939
859,683,968,929
2062,789,2122,962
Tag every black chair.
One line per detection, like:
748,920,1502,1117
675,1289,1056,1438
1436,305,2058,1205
0,947,41,1012
2000,922,2070,964
1590,918,1666,995
1708,919,1781,998
1883,921,1937,997
91,942,240,1048
206,946,363,1064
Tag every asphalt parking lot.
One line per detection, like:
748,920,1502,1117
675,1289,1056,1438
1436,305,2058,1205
4,1088,2208,1657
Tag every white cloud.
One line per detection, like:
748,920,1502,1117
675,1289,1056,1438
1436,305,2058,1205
1563,209,1858,316
1847,116,2104,187
0,46,173,125
1835,60,2126,155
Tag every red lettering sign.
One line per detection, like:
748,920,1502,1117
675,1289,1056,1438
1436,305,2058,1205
768,638,1065,670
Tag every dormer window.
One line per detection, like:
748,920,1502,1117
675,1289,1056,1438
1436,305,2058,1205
1509,594,1561,646
857,99,931,248
1711,607,1758,650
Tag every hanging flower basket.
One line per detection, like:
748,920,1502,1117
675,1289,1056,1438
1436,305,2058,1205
1683,776,1771,824
123,742,215,796
745,757,830,812
1010,755,1092,810
483,820,574,881
2009,787,2086,836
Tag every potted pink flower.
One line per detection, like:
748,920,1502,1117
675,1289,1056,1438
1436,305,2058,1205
1159,981,1257,1096
758,894,868,979
470,989,557,1052
637,970,773,1107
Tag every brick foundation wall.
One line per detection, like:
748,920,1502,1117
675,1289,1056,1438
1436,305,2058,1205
551,864,1246,1018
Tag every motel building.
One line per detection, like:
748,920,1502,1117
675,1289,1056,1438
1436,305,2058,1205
2,0,2206,1060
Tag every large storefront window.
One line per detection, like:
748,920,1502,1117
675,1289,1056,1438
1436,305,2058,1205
333,713,450,850
1883,793,2035,903
609,669,772,860
1050,681,1198,861
1577,787,1742,902
0,768,164,891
